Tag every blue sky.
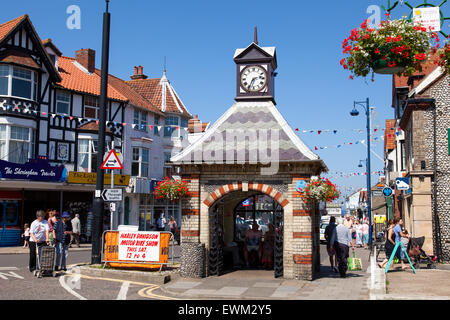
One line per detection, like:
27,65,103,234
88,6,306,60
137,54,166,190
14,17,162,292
3,0,446,202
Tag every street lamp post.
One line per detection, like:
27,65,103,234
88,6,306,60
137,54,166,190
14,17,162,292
91,0,111,264
350,98,373,247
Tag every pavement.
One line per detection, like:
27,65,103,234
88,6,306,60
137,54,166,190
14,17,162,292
2,243,450,300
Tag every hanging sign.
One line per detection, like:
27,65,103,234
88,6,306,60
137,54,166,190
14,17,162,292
395,177,410,191
383,187,393,197
101,150,123,170
413,7,441,32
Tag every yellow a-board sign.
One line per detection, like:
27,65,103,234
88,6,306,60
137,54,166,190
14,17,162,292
68,172,130,186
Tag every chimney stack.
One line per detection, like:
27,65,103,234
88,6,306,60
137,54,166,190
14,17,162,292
130,65,148,80
75,48,96,73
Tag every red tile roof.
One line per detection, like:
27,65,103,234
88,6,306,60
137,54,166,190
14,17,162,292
393,55,440,89
0,15,27,43
384,119,396,153
56,56,127,102
0,49,40,69
126,76,191,116
95,71,164,116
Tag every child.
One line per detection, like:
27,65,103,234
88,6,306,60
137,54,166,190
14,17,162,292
400,229,410,261
22,223,30,248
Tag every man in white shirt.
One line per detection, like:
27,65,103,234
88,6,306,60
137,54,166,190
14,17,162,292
29,210,49,272
334,217,354,278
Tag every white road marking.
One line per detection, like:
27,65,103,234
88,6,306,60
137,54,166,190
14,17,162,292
59,275,87,300
0,271,24,280
116,281,130,300
0,267,19,270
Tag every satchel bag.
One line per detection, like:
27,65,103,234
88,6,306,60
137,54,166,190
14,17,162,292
347,250,362,271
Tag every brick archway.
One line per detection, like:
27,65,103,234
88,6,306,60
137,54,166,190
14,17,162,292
203,182,290,208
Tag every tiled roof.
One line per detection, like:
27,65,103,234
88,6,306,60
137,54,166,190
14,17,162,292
96,71,163,116
0,15,27,43
393,55,440,89
56,56,127,101
384,119,396,153
171,100,327,169
0,49,40,69
78,121,111,132
126,72,191,116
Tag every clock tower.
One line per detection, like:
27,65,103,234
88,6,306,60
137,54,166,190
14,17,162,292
234,29,277,104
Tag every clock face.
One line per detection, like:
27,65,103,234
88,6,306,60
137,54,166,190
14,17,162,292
240,65,267,92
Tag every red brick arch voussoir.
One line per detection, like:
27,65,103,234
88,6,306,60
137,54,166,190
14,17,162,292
202,182,289,208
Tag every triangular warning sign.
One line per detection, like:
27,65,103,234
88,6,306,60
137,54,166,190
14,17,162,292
101,150,123,170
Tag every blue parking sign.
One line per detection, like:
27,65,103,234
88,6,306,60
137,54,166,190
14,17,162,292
396,177,410,191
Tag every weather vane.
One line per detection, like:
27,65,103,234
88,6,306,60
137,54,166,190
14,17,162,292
382,0,449,37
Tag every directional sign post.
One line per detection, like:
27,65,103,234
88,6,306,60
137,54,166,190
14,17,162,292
101,188,123,202
101,141,124,231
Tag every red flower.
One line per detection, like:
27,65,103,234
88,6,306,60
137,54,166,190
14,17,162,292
415,53,426,61
374,48,380,55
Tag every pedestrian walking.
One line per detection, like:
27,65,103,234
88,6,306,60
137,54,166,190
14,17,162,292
362,220,369,249
54,212,73,271
324,216,338,273
393,218,409,270
70,214,80,248
47,210,57,246
378,219,396,270
168,216,177,234
334,217,354,278
22,223,30,248
156,213,166,231
355,220,363,248
400,229,410,262
343,215,353,229
28,210,49,273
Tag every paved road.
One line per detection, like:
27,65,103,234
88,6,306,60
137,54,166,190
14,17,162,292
0,244,368,300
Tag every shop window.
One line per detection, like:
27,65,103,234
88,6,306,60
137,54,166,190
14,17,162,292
0,124,35,164
0,65,37,100
56,91,70,115
0,201,18,226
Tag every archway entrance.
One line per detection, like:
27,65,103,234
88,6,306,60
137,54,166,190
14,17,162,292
208,192,284,278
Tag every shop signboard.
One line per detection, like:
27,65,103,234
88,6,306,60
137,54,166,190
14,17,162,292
67,172,130,186
0,159,67,182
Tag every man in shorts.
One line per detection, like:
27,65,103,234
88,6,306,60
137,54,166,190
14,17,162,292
325,216,338,273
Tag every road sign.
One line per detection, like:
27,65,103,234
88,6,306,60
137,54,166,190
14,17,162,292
101,150,123,170
101,188,123,202
383,187,393,197
376,183,385,190
109,202,116,212
372,190,383,197
395,177,410,191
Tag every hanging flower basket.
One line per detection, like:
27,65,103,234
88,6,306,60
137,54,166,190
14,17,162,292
434,42,450,74
298,177,340,205
340,15,438,79
153,177,189,200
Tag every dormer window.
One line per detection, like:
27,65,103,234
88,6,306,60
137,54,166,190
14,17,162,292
0,65,37,101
